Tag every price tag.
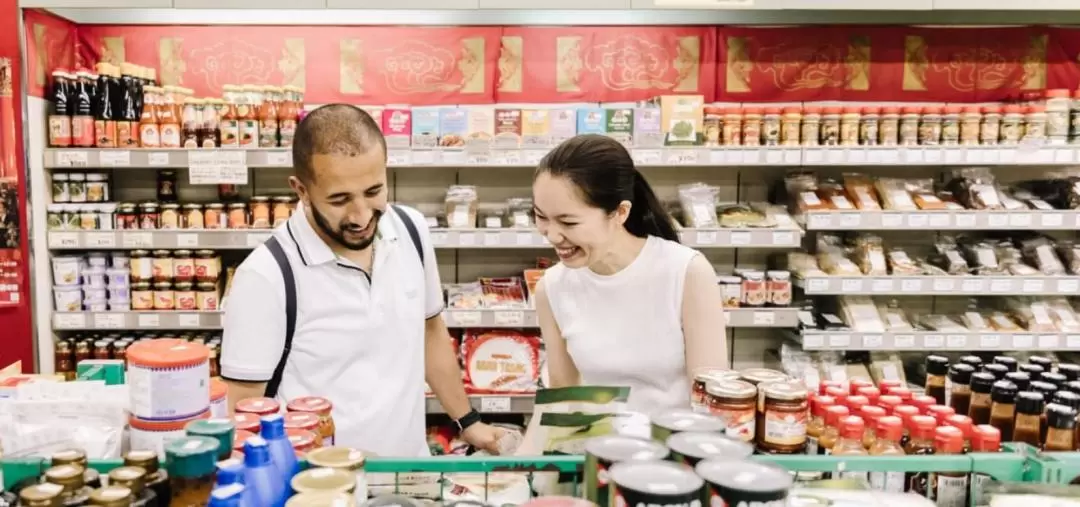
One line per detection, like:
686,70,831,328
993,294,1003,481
954,214,977,228
632,150,662,165
784,149,802,164
412,151,436,165
862,335,883,348
1055,147,1075,163
804,150,824,164
924,149,942,164
807,214,833,230
54,313,87,329
176,233,199,248
170,313,198,328
944,148,963,164
56,151,89,167
1041,213,1065,228
1013,334,1034,349
385,151,410,166
827,334,850,348
838,213,861,228
467,153,490,165
924,334,944,348
99,150,131,167
515,232,534,246
93,313,125,329
980,334,1001,349
453,311,482,327
772,231,795,245
1069,335,1080,349
987,214,1008,228
479,396,511,413
894,335,915,348
806,278,829,293
523,150,546,166
483,232,501,247
989,279,1013,293
906,214,929,228
947,335,967,348
85,233,115,248
430,231,448,246
1009,213,1032,227
729,231,751,246
825,149,845,164
246,233,270,247
881,213,903,228
1039,334,1060,349
458,233,476,246
872,279,895,293
753,311,775,326
695,231,717,245
494,311,524,326
847,149,866,164
966,149,985,163
743,149,761,165
934,278,956,292
267,151,292,166
762,150,781,165
709,150,729,165
49,232,79,248
881,150,900,164
802,334,824,348
867,149,883,164
842,278,864,292
1057,279,1080,294
961,278,985,293
905,149,925,164
666,150,697,165
137,314,161,328
901,279,922,292
928,214,950,228
1019,279,1046,294
188,150,248,185
121,232,152,248
148,152,170,166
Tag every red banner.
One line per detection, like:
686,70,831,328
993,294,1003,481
22,9,76,100
496,26,717,103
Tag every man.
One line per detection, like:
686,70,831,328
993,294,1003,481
220,104,503,456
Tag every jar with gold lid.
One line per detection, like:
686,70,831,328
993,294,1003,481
204,203,226,229
273,196,294,227
182,204,204,229
175,282,197,310
757,381,809,454
44,464,91,506
153,282,174,310
691,367,739,411
88,486,133,507
51,448,102,489
227,203,248,229
706,379,757,443
159,203,181,229
250,196,272,229
19,483,64,507
291,468,356,496
107,466,157,507
305,446,368,501
123,450,169,505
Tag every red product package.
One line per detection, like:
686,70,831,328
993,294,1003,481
460,329,541,394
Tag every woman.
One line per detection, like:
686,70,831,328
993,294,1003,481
533,134,729,415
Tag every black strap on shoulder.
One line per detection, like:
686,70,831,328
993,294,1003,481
391,204,424,264
263,235,296,399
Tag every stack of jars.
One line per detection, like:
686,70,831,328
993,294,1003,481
130,249,221,311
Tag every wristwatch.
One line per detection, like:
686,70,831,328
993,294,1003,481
454,408,483,432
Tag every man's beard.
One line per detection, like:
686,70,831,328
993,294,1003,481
310,202,383,251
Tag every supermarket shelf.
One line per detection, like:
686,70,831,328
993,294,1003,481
47,228,803,250
43,145,1080,169
804,210,1080,231
796,275,1080,296
444,307,800,328
798,330,1080,351
52,311,222,330
426,395,535,415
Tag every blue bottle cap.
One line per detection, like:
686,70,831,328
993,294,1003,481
260,413,285,439
243,435,272,467
208,483,245,507
215,458,244,486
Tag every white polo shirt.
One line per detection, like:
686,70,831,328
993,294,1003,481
220,203,442,457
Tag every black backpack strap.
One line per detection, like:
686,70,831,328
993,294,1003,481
391,204,425,265
263,235,296,399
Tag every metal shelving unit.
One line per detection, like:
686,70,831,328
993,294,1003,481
796,275,1080,296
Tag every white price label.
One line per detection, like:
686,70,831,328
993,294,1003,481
867,149,883,163
752,311,775,326
764,150,782,164
494,311,524,326
924,334,944,348
267,151,292,166
807,278,829,293
666,150,697,165
633,150,662,165
772,231,795,245
1013,335,1034,349
894,335,915,348
989,279,1013,293
828,334,850,348
901,279,922,292
85,233,115,248
802,334,824,348
928,214,950,228
1068,335,1080,349
924,149,942,163
881,213,903,228
496,151,522,166
987,214,1008,228
483,232,501,247
452,311,482,327
148,152,170,166
784,149,802,164
466,154,490,165
980,334,1001,349
1055,147,1075,163
881,150,900,164
905,149,925,163
122,232,153,248
1039,334,1060,348
458,233,476,246
1058,279,1080,294
412,151,437,165
934,278,956,292
54,313,87,329
872,279,895,293
137,313,161,328
1021,279,1046,294
176,233,199,248
479,396,511,413
805,149,824,164
807,214,833,230
838,213,861,228
93,313,125,329
842,278,864,292
1009,213,1032,227
954,214,977,228
515,232,534,246
825,149,844,164
862,335,883,348
430,232,448,246
246,233,270,247
188,150,248,185
49,232,79,248
695,231,717,245
178,313,201,328
907,214,929,228
523,150,546,166
947,335,967,348
1041,213,1065,228
99,150,131,167
961,278,985,293
729,231,751,246
56,151,89,167
743,150,762,165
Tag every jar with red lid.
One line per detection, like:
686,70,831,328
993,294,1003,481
960,106,982,146
839,107,860,146
742,108,762,146
801,107,821,146
231,413,262,433
899,107,921,145
287,429,319,456
821,107,842,145
722,108,742,146
762,107,782,146
285,412,322,434
859,107,879,146
287,396,337,447
919,106,943,145
235,397,280,417
981,105,1003,145
941,105,963,145
703,106,722,147
780,107,801,146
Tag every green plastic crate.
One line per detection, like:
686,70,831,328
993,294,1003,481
1019,449,1080,485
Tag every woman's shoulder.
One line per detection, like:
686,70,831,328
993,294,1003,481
649,235,702,262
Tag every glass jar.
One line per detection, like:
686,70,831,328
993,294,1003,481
305,447,368,502
691,368,739,410
61,204,80,230
88,486,132,506
138,203,159,230
757,381,809,454
116,203,137,230
706,379,757,443
1046,88,1072,143
941,105,962,145
800,107,821,147
182,204,204,229
174,282,196,310
43,464,91,506
722,109,742,146
742,108,762,146
68,173,87,203
194,250,220,283
960,106,982,146
272,197,293,227
47,204,65,231
159,203,181,229
980,105,1002,145
153,282,174,310
288,396,338,447
98,203,117,230
156,170,177,203
173,250,195,282
899,107,921,146
250,196,272,229
151,250,173,283
165,437,218,507
124,450,170,506
1024,105,1048,143
227,203,248,229
859,106,879,146
52,173,71,203
919,106,943,146
820,107,841,146
703,106,722,147
878,107,900,146
196,283,220,311
79,204,99,230
762,107,782,146
1070,91,1080,144
839,107,860,146
19,483,64,507
130,250,153,283
204,203,225,229
1001,104,1024,145
86,173,108,202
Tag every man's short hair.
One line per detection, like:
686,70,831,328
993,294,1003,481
292,104,387,182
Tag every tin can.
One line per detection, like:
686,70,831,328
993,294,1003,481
665,431,753,467
695,459,792,507
609,461,703,507
650,410,725,443
583,436,668,507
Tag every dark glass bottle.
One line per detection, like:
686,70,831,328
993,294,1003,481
1028,356,1054,372
968,372,996,425
1018,364,1044,382
48,69,73,147
1058,364,1080,382
1012,391,1044,447
988,380,1018,442
905,415,937,495
117,63,140,148
1045,404,1078,451
1005,372,1031,392
948,364,975,416
960,355,984,369
925,355,950,405
94,63,117,148
1043,372,1068,391
983,363,1009,380
72,70,95,148
993,356,1018,372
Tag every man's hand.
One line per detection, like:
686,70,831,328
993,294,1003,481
461,422,507,455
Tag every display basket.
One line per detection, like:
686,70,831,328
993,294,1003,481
1017,447,1080,485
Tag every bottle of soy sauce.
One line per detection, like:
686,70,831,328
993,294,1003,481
48,69,73,147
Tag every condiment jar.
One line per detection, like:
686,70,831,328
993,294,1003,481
182,204,204,229
44,464,91,505
960,106,982,146
19,483,64,507
151,250,173,283
236,397,281,416
194,250,220,283
52,173,71,203
879,107,900,146
196,283,219,310
51,448,102,488
705,379,757,443
1046,88,1072,143
250,196,272,228
204,203,225,229
174,282,196,310
116,203,138,230
941,105,962,145
1024,105,1048,143
702,106,722,147
742,107,762,146
1045,404,1078,451
722,108,742,146
691,368,738,410
305,447,369,502
227,203,247,229
153,282,174,310
756,382,808,454
839,107,860,146
186,418,236,461
291,468,357,496
107,466,157,507
131,282,153,310
166,436,220,507
989,380,1018,442
800,106,821,146
288,396,337,447
68,173,87,203
173,250,195,282
138,203,159,230
761,107,782,146
1001,104,1025,144
780,107,801,146
899,107,921,146
820,107,841,146
273,196,294,227
159,203,181,229
918,105,943,145
981,105,1003,145
859,106,879,146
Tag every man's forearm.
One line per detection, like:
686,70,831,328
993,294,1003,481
425,318,473,420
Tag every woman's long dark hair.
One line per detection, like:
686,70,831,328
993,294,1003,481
536,134,680,242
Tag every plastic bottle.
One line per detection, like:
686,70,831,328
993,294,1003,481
261,414,300,485
243,436,287,507
904,415,937,496
868,415,906,493
805,395,835,455
969,425,1001,507
819,405,850,455
931,426,968,507
832,415,868,483
208,483,246,507
216,458,245,486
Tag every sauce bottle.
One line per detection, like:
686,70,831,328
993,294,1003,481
237,85,259,147
220,85,240,148
117,62,140,147
944,414,974,452
124,450,170,504
48,69,73,147
925,355,949,405
138,86,160,148
878,379,902,395
181,97,200,148
968,372,996,425
868,415,906,493
201,98,220,148
1005,371,1031,392
911,394,936,415
819,405,850,455
849,378,874,395
1018,363,1044,382
983,364,1009,381
1028,356,1054,373
845,395,869,414
259,86,280,148
824,386,848,406
71,69,96,148
833,415,869,482
1052,391,1080,445
1043,372,1068,391
993,356,1018,372
927,405,956,426
931,426,968,507
959,355,983,369
894,404,920,448
1013,391,1044,446
859,405,886,450
904,415,937,495
969,425,1001,507
878,395,902,415
158,86,181,148
806,394,836,455
948,364,975,416
278,86,299,148
856,386,881,407
890,387,913,403
988,380,1018,441
1044,403,1078,451
1058,363,1080,382
94,63,117,148
819,380,844,395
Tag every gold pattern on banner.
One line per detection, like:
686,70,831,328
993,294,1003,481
158,38,187,87
725,36,752,93
101,37,126,66
761,44,848,91
847,36,871,91
673,36,701,92
556,36,583,93
460,38,485,94
1019,34,1047,91
340,39,364,95
187,37,275,90
582,34,696,91
280,38,306,90
903,35,930,91
498,36,523,93
32,24,48,88
371,38,484,95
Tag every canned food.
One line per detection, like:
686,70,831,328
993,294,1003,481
650,410,725,443
608,461,703,507
666,431,753,467
695,459,792,507
583,435,668,507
